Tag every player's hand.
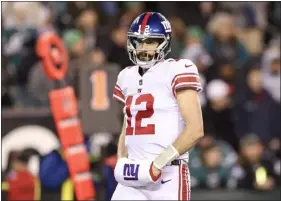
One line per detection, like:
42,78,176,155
151,163,161,177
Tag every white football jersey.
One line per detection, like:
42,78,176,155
113,59,202,162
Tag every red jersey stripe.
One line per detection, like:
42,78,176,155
113,88,125,101
172,76,200,89
171,73,198,86
173,84,202,97
115,85,122,92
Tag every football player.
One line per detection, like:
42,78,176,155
112,12,204,200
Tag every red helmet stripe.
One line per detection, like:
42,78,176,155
141,12,152,33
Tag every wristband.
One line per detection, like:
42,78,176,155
153,145,180,170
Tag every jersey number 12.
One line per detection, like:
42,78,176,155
125,94,155,135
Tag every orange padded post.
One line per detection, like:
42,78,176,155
65,149,90,176
49,87,95,200
75,177,95,200
37,32,95,200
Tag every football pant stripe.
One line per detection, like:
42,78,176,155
178,164,182,200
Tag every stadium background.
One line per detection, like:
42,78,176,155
1,1,280,200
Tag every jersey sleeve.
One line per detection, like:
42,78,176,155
113,70,125,104
170,59,202,97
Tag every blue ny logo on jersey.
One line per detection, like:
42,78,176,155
123,164,140,180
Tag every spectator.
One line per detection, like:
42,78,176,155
189,134,238,171
39,137,100,199
62,29,86,59
268,138,280,161
198,2,218,27
261,41,280,104
261,43,280,146
99,2,120,19
234,134,277,191
216,60,238,86
76,9,100,51
97,24,131,70
54,1,97,33
66,47,108,98
157,2,217,29
39,150,69,190
219,2,268,29
1,57,14,107
168,16,186,58
267,138,280,187
67,2,94,19
120,2,145,27
4,151,21,177
26,30,85,107
218,3,267,56
179,26,211,108
2,2,51,67
180,26,213,73
2,2,50,30
13,30,40,107
5,151,36,200
204,79,239,150
233,67,277,142
190,142,235,189
203,12,250,78
26,61,55,107
102,142,118,200
265,2,280,45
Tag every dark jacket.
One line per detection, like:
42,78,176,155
233,88,278,142
236,158,277,190
203,104,239,151
203,35,249,81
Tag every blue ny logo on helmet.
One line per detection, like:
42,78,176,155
127,12,172,68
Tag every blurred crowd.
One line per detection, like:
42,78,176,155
1,1,280,200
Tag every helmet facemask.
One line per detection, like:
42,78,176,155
127,33,170,69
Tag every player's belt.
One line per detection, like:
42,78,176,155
170,159,185,166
